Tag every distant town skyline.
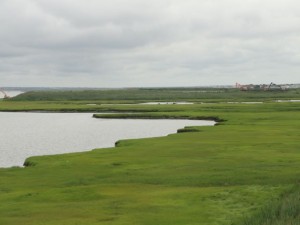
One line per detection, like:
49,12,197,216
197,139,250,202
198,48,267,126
1,0,300,87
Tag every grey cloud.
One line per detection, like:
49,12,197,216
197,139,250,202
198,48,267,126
0,0,299,87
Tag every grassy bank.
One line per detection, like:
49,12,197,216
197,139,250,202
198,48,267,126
0,100,299,224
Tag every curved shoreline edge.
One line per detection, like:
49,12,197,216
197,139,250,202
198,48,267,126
92,113,225,123
22,115,218,168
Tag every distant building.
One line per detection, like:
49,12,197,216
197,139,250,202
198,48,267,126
236,82,290,91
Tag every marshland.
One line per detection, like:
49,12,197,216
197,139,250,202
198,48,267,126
0,87,299,225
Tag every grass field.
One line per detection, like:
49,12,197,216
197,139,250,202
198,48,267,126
0,89,300,224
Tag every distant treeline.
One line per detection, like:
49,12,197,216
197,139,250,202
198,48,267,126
9,87,300,102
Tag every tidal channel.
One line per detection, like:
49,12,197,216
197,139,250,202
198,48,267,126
0,112,215,168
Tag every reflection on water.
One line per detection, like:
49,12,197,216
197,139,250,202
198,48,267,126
0,91,24,98
0,112,214,168
139,102,194,105
275,100,300,102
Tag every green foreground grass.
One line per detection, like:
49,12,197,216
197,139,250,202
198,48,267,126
0,99,300,225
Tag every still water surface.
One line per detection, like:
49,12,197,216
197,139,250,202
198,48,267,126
0,112,214,168
0,91,24,98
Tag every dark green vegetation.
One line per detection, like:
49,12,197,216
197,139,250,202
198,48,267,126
243,186,300,225
0,88,300,225
10,87,300,102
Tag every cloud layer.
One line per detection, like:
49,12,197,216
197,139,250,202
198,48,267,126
1,0,300,87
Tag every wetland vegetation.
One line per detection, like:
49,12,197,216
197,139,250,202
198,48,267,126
9,87,300,102
0,87,299,225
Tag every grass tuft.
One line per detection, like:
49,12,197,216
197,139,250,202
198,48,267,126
241,185,300,225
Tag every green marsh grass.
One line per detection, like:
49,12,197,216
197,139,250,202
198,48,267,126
241,185,300,225
0,95,299,224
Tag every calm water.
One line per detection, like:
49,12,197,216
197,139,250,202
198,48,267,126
0,91,24,98
0,112,214,168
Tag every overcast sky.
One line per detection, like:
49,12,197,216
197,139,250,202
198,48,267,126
0,0,299,87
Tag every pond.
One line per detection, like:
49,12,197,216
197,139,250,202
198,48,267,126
0,112,214,168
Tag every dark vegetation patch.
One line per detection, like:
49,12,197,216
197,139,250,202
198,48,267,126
23,159,37,167
177,127,201,133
